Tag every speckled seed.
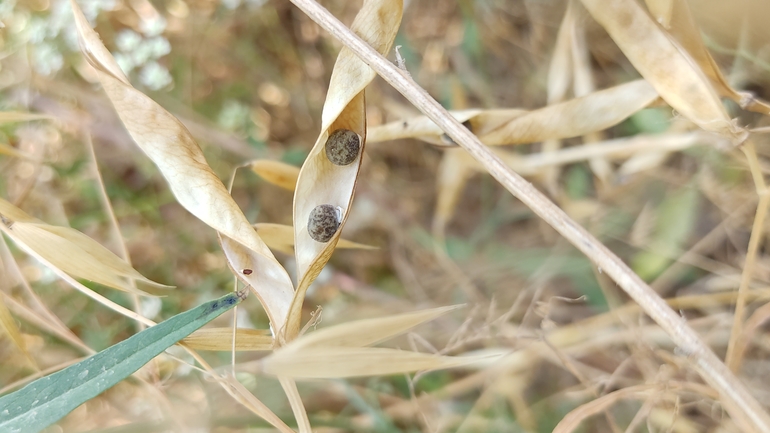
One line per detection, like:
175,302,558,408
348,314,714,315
325,129,360,166
308,204,341,243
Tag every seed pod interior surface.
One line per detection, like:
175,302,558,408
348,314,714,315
307,204,341,243
325,129,361,166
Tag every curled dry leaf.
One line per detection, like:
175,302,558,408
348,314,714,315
70,1,294,332
255,223,377,255
287,0,403,340
369,80,658,146
260,346,489,379
0,198,165,295
647,0,770,115
250,159,301,191
580,0,747,143
182,327,274,351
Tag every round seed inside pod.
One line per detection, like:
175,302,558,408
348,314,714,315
307,204,341,243
325,129,360,166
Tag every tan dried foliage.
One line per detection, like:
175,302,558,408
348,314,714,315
369,80,658,146
646,0,770,115
70,0,294,333
250,159,301,191
0,198,166,295
580,0,746,142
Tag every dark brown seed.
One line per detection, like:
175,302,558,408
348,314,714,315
308,204,340,242
242,269,253,275
325,129,360,166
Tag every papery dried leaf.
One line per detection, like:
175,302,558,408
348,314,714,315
261,346,486,379
0,112,53,124
369,81,658,146
70,0,294,331
0,198,165,294
251,160,300,191
287,0,403,340
255,223,377,255
479,80,659,145
282,305,460,351
580,0,747,142
649,0,770,115
6,222,151,295
182,327,274,351
0,198,36,223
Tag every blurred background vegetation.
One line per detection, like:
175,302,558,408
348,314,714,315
2,0,770,431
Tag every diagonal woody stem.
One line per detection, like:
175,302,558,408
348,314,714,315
288,0,770,431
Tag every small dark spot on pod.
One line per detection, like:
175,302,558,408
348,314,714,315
308,204,341,243
441,120,473,145
325,129,360,166
242,269,253,275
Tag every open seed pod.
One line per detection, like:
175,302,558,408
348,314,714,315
286,0,403,340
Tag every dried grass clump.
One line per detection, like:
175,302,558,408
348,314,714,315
3,0,770,431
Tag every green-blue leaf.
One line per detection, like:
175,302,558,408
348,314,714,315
0,290,246,433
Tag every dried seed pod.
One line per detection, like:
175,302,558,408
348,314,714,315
307,204,341,243
325,129,361,166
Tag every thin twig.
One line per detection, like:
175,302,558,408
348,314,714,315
726,141,769,371
287,0,770,431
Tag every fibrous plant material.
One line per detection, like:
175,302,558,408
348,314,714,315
325,129,361,166
307,204,341,243
287,0,770,431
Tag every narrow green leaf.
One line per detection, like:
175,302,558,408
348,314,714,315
0,290,246,433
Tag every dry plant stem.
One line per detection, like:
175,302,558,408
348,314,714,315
726,141,769,371
288,0,770,430
84,134,145,334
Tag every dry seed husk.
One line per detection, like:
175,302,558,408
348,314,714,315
307,204,340,243
325,129,361,165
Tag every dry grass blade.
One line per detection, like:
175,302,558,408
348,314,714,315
1,198,166,295
0,142,33,159
70,0,294,330
255,222,376,255
286,0,403,340
433,149,478,238
250,159,301,191
288,0,770,430
261,346,488,379
182,328,274,351
580,0,746,142
369,80,658,146
281,305,460,351
0,112,53,124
